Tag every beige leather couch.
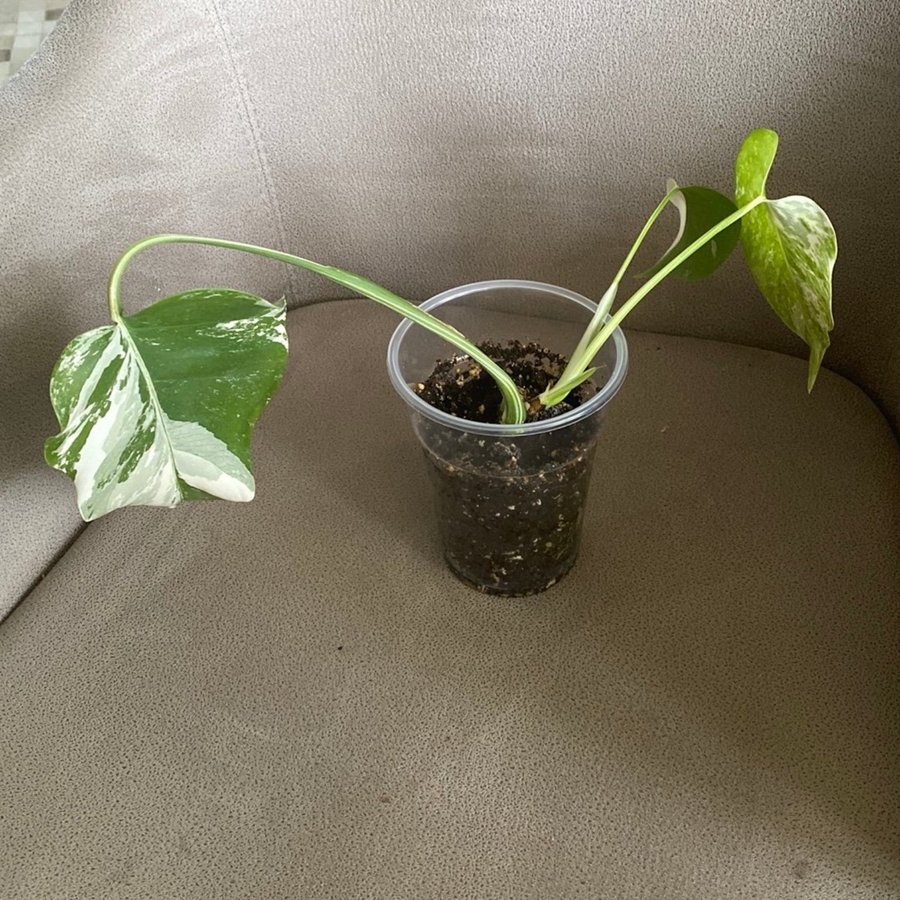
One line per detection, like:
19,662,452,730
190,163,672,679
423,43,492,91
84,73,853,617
1,1,898,896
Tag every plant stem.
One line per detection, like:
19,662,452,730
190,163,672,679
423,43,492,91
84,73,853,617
542,195,766,406
611,185,682,289
107,234,528,425
582,196,766,359
555,186,679,390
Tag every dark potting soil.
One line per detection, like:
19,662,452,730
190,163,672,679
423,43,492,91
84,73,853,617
413,340,593,424
412,341,607,597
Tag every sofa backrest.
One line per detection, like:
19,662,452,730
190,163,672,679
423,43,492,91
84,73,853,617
1,0,898,612
222,0,900,424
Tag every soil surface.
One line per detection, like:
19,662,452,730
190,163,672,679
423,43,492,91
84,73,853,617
412,340,606,597
413,340,593,424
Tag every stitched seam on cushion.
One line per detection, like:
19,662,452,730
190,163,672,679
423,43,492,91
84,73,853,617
205,0,296,303
1,522,88,625
881,313,900,437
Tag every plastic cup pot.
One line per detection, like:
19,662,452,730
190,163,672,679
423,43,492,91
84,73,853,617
388,280,628,597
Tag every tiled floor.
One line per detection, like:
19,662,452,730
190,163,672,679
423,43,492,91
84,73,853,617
0,0,69,87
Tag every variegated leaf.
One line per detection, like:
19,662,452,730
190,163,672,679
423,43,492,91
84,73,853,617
45,289,288,521
735,129,837,391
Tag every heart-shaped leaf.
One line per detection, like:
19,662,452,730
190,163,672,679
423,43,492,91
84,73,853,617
735,129,837,390
45,289,288,521
641,181,741,281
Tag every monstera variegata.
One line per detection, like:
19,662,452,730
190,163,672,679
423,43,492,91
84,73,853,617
45,236,528,520
46,130,837,520
45,288,288,521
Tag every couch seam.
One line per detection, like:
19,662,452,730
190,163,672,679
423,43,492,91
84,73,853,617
2,1,294,626
1,522,88,625
301,298,900,443
4,303,894,626
205,0,296,303
880,306,900,438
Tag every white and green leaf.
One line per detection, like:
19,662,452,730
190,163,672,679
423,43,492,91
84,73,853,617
735,129,837,390
45,289,288,521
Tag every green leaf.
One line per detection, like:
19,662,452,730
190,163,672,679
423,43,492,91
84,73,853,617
735,129,837,390
45,289,288,521
641,181,741,281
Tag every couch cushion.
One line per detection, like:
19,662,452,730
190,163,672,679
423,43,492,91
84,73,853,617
4,0,900,615
1,300,898,899
0,0,294,616
219,0,900,428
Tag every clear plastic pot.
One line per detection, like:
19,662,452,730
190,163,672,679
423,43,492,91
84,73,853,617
387,280,628,596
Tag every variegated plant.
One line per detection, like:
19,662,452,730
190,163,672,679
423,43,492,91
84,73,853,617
45,236,527,521
45,288,287,521
46,128,836,521
542,128,837,404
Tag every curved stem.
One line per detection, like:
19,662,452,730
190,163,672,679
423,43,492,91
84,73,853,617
585,196,766,357
611,186,680,287
556,186,679,388
542,196,766,406
107,234,527,425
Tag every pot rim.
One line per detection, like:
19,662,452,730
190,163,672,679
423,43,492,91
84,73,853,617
386,279,629,436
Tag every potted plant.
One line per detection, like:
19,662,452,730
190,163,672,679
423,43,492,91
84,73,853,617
45,129,836,595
